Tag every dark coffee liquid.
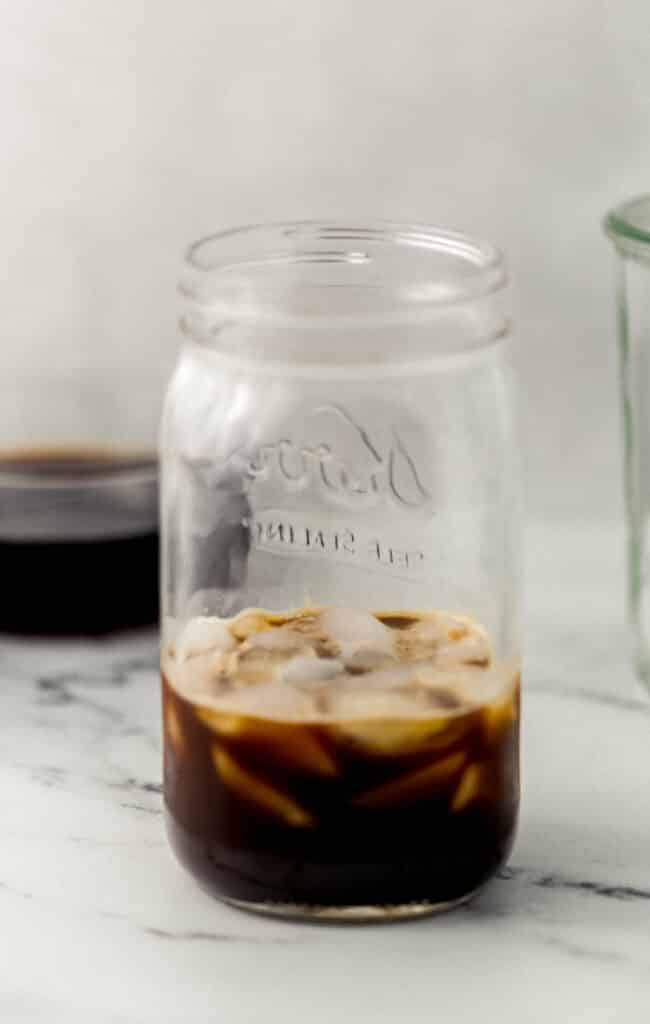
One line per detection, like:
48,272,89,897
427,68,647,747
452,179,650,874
162,668,519,912
0,451,158,635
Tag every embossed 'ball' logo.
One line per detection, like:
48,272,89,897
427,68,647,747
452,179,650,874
238,404,433,509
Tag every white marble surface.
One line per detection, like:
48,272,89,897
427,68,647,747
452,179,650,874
1,523,649,1023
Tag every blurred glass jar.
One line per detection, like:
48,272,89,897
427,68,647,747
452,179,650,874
161,222,521,920
0,236,166,634
605,196,650,687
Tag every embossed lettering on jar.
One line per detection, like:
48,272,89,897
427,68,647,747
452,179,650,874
161,222,521,921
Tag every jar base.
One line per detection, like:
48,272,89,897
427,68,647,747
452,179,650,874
219,889,481,923
165,810,515,918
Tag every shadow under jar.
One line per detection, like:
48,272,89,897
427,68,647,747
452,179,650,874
161,221,521,921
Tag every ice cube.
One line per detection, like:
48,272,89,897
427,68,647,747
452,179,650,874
208,680,318,721
420,686,462,711
451,763,491,812
482,672,520,743
326,689,425,720
319,607,395,662
344,648,397,674
176,651,234,699
394,612,457,661
226,648,269,685
246,625,311,654
413,664,502,709
325,680,476,756
229,622,318,683
353,750,467,809
198,708,338,776
280,655,343,686
229,609,274,641
177,616,236,661
463,665,516,706
324,688,469,758
260,610,340,659
211,746,315,826
435,630,491,668
226,616,317,685
344,663,420,691
165,703,184,752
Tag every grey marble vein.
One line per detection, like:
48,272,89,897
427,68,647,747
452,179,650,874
527,679,649,714
142,926,299,944
499,866,650,903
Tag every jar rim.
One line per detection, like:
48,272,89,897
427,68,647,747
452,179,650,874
180,220,507,329
604,195,650,256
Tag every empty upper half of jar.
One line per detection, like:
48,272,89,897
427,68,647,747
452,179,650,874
179,222,509,367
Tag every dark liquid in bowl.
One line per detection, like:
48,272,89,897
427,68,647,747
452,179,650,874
0,450,158,635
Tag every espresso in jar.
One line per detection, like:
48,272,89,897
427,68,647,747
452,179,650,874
163,606,520,916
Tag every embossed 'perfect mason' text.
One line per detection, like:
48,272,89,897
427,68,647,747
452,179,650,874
250,514,426,575
230,405,432,509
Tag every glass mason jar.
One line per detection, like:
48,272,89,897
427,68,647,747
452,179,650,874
161,222,521,920
605,196,650,689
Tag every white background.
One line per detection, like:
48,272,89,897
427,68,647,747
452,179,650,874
4,0,650,520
